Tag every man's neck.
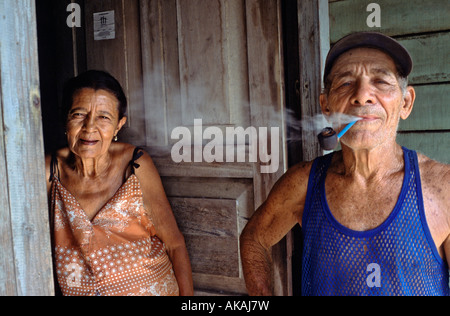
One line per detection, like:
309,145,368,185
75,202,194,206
340,142,404,180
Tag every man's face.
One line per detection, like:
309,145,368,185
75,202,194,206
320,47,415,151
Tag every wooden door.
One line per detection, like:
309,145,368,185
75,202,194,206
83,0,289,295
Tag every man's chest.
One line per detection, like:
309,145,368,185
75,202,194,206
324,174,403,232
324,172,447,260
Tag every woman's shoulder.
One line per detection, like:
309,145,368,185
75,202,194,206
110,142,148,163
45,148,72,192
110,141,136,155
109,143,158,178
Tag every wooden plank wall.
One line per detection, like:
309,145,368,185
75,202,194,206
297,0,330,161
0,0,54,296
245,0,289,295
329,0,450,163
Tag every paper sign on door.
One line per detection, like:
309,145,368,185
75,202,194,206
94,10,115,41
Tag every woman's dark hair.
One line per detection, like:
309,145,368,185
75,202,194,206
61,70,127,122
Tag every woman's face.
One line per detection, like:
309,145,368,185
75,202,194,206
66,88,127,159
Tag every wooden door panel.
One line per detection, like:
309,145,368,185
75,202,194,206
140,0,250,148
162,176,253,294
171,197,240,278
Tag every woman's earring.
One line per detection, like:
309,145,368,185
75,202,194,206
114,135,118,142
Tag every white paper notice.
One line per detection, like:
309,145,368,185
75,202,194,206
93,11,115,41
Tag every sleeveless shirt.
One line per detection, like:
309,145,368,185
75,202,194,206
49,147,179,296
301,147,449,296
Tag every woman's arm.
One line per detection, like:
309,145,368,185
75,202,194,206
134,150,194,296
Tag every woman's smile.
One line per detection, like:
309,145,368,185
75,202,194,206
79,139,100,146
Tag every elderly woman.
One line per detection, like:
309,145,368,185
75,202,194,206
45,70,193,296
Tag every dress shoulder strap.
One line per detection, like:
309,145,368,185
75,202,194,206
49,152,60,182
129,147,144,175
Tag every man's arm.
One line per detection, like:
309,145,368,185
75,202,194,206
445,237,450,271
443,166,450,269
419,154,450,269
240,161,313,295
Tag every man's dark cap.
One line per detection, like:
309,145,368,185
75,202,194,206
324,32,413,83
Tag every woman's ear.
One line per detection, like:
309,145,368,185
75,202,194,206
116,116,127,135
400,86,416,120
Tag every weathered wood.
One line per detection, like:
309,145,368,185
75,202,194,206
154,155,254,179
400,33,450,85
140,0,250,147
171,198,239,277
246,0,286,208
397,132,450,164
177,0,227,124
399,84,450,132
158,0,183,144
162,177,254,219
139,0,170,146
329,0,450,43
0,89,17,296
298,0,330,162
0,0,54,296
245,0,289,296
164,178,253,295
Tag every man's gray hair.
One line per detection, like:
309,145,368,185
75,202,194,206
398,75,409,96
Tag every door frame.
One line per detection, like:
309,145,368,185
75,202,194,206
0,0,54,296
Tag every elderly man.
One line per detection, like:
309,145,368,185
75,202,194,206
240,32,450,296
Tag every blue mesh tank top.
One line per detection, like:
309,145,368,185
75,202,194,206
301,147,449,296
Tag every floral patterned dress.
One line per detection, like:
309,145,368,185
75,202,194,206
49,148,179,296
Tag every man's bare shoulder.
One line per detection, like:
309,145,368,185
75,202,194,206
274,160,314,193
417,153,450,188
417,153,450,213
264,160,314,218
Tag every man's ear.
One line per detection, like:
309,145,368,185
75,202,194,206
400,86,416,120
320,93,331,116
